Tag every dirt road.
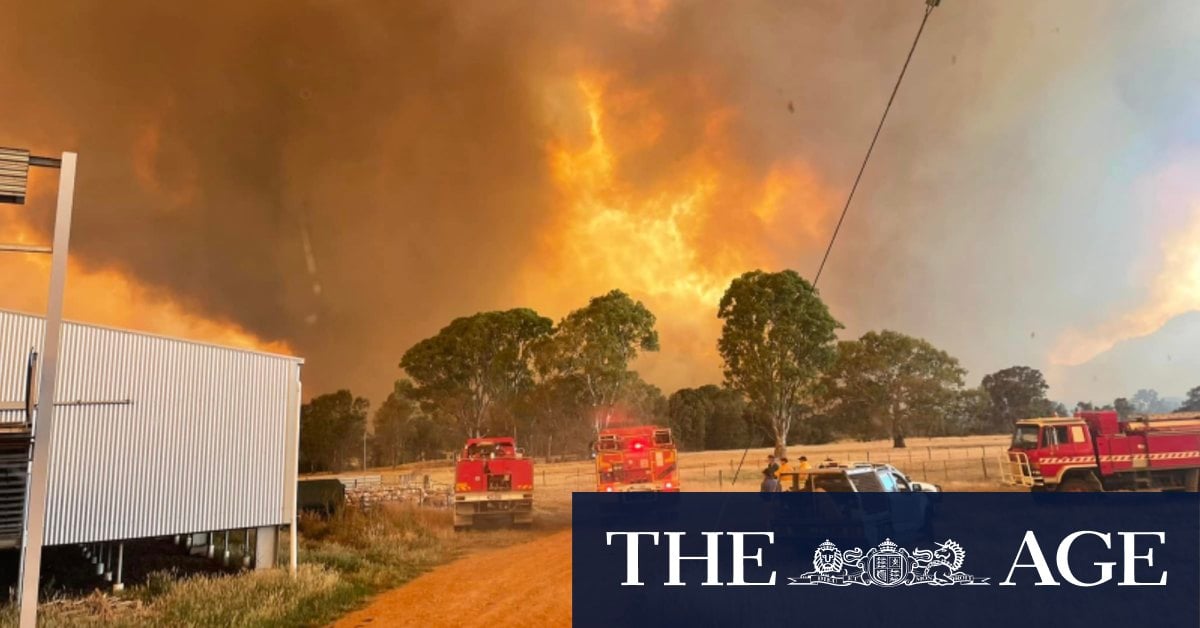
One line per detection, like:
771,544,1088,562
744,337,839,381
333,530,572,628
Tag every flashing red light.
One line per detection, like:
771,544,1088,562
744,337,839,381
632,440,645,450
605,486,613,492
665,482,673,489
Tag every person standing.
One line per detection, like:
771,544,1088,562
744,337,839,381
760,454,780,492
796,455,811,489
776,457,792,491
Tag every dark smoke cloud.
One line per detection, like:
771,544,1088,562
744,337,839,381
3,1,1197,404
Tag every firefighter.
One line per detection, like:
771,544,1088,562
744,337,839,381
795,455,810,487
776,457,791,492
760,455,780,492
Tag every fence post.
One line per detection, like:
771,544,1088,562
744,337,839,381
926,446,932,460
865,451,870,462
981,458,988,479
942,459,948,478
719,470,724,490
921,460,927,481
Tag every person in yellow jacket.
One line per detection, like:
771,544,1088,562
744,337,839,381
795,455,811,489
776,457,792,491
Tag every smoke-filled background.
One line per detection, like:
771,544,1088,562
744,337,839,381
2,0,1198,405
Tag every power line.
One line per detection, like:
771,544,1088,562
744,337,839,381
812,0,939,288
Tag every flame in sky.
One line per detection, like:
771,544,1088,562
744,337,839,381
0,207,292,356
1051,205,1200,366
524,73,837,388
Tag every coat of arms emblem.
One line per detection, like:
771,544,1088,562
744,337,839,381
790,538,988,586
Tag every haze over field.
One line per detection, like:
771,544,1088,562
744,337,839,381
2,1,1198,404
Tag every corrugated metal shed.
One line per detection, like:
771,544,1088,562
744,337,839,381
0,308,302,546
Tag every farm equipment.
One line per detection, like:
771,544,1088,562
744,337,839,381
1001,410,1200,492
453,437,533,530
595,426,680,492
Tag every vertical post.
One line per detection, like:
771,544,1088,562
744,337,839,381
113,543,124,591
255,526,278,570
285,371,302,576
19,152,76,628
718,470,723,490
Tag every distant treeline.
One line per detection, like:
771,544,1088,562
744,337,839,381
298,269,1200,473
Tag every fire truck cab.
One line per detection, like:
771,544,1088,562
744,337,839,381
595,426,680,492
1002,411,1200,492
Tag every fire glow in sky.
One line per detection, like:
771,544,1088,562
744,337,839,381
2,1,1199,404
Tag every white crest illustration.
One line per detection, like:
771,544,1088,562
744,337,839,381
789,538,988,587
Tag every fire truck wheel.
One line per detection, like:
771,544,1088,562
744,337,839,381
1057,475,1102,492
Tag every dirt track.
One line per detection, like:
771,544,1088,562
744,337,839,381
333,530,572,628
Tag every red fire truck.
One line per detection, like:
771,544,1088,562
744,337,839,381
453,437,534,530
595,426,680,492
1002,410,1200,492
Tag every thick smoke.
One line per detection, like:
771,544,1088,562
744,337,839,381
2,1,1198,403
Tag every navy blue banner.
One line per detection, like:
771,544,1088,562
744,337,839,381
573,493,1199,628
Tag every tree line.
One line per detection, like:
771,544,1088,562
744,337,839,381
298,270,1200,471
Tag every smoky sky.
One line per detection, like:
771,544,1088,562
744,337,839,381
2,1,1198,406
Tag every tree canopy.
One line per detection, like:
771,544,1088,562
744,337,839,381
824,330,966,448
980,366,1056,430
1132,389,1174,414
718,270,841,457
668,385,750,451
299,389,369,473
400,308,552,438
536,289,660,431
1179,386,1200,412
371,379,455,466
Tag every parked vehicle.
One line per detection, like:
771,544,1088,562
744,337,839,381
849,462,941,492
1001,410,1200,492
453,437,533,530
774,468,934,545
594,426,680,492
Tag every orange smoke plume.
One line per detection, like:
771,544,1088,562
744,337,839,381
522,72,837,388
0,207,292,356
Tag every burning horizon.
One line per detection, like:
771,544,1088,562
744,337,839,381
0,207,293,356
523,72,837,389
3,1,1199,403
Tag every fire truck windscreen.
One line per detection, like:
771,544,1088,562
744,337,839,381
1012,425,1039,449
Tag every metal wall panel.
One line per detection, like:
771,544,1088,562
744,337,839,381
0,309,302,545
